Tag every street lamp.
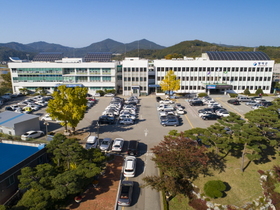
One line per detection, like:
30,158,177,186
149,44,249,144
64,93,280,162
44,121,49,140
96,122,100,139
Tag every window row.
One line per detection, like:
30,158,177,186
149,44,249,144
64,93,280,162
123,67,147,72
157,76,271,82
124,77,147,81
178,85,270,91
156,67,272,72
124,86,147,91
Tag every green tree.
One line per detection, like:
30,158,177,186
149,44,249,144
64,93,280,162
0,87,11,96
1,72,12,90
35,87,47,95
52,138,85,169
204,180,226,198
46,85,88,133
50,170,82,200
143,133,209,198
243,88,251,95
164,53,183,59
16,189,53,210
19,87,30,95
159,70,180,97
255,88,264,95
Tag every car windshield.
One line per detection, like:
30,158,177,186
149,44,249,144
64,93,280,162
102,141,109,145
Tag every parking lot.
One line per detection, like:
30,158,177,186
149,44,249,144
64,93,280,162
1,93,278,210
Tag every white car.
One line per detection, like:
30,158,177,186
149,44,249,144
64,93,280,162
93,93,101,97
123,156,137,178
159,99,174,104
41,114,62,122
208,103,222,108
158,111,177,117
21,130,44,140
176,109,185,115
119,118,134,125
199,111,214,117
219,112,230,117
85,136,99,149
104,93,115,97
119,114,136,121
99,138,113,151
111,138,124,152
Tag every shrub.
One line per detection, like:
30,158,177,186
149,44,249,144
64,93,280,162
255,88,264,95
243,88,251,95
96,90,105,96
198,93,208,97
229,93,238,98
204,180,226,198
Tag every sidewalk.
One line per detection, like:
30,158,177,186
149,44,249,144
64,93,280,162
67,155,123,210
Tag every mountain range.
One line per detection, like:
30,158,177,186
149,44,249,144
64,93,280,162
1,39,280,62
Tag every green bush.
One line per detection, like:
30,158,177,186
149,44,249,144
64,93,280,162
255,88,264,95
243,88,251,95
96,90,105,96
204,180,226,198
198,93,208,97
229,93,238,98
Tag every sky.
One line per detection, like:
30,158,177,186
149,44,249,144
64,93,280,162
1,0,280,48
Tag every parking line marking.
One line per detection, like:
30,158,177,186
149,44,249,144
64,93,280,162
215,98,245,119
184,114,194,128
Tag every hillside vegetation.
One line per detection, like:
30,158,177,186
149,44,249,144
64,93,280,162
1,39,280,62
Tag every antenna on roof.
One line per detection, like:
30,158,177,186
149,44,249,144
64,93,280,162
138,40,139,57
254,48,256,52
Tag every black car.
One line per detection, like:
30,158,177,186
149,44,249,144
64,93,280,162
201,114,221,120
189,100,204,106
227,99,240,105
127,140,139,156
98,115,115,124
260,101,273,107
156,96,162,102
5,106,13,111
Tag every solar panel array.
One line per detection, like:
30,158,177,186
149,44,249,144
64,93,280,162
206,51,270,61
33,52,63,62
84,52,112,62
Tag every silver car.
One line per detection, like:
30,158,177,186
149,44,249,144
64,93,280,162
118,180,134,206
99,138,112,151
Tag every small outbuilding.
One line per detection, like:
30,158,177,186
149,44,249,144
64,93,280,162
0,111,40,137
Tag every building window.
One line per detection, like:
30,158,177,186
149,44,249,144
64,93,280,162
259,77,262,81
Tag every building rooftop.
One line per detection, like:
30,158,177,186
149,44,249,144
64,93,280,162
0,143,41,174
0,111,39,128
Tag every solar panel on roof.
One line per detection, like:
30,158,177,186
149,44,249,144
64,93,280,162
206,51,270,60
84,52,112,62
33,52,63,62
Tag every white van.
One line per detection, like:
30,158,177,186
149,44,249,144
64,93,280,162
236,96,251,102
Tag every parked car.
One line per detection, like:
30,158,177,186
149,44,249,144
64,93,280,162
119,118,134,125
156,96,162,102
93,93,101,97
227,99,240,105
40,114,62,122
251,104,264,109
245,101,258,106
176,109,185,115
127,140,139,156
198,108,213,113
236,96,251,102
112,138,124,152
98,115,115,124
201,114,221,120
5,106,13,111
104,93,115,97
21,130,44,140
85,136,99,149
99,138,112,151
219,111,230,117
117,180,134,206
124,156,137,178
119,114,136,121
161,116,179,126
189,100,204,106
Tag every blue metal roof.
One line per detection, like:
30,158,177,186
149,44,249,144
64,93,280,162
206,51,270,60
0,143,40,174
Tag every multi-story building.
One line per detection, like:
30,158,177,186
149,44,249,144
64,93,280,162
8,52,118,94
8,51,275,96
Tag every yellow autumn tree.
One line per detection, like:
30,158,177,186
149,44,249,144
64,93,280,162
160,70,180,96
46,85,88,134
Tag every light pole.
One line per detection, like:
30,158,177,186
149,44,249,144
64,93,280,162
96,122,100,139
44,121,49,140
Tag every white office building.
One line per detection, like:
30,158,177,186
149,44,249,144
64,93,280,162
8,51,275,96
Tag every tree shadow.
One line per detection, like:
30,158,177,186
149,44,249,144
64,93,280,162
206,151,227,174
221,182,231,198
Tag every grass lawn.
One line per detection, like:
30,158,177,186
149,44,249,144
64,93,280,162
169,153,280,209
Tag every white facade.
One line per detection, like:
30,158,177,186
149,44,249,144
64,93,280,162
8,59,118,94
152,56,274,94
8,52,275,96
